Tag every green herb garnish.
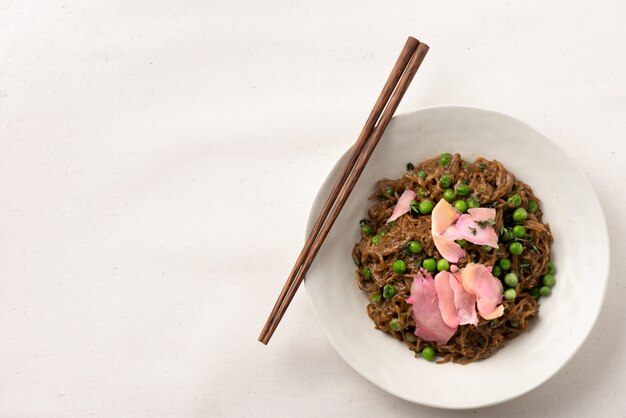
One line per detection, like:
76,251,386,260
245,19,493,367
474,219,496,228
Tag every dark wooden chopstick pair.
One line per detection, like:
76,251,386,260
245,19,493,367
259,37,429,345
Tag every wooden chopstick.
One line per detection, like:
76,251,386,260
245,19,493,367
258,36,419,343
259,39,429,344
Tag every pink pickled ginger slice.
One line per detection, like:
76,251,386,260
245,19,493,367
449,270,479,325
460,263,504,320
447,208,498,248
433,234,466,264
431,198,460,234
434,271,458,328
407,270,457,344
468,207,496,220
386,189,417,223
431,199,465,263
435,271,478,328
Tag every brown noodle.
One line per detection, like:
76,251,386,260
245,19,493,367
352,154,553,364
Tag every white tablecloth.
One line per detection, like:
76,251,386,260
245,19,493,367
1,1,625,416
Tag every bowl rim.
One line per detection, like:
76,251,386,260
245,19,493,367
303,104,611,409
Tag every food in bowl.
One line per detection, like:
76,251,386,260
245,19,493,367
352,153,556,364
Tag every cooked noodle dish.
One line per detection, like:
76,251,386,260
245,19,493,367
352,153,557,364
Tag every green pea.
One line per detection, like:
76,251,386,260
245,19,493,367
482,245,493,252
405,333,417,343
383,284,397,299
547,260,555,274
456,183,470,196
512,208,528,223
371,235,381,245
361,225,372,235
530,287,540,299
417,170,426,179
422,258,437,272
543,273,556,287
510,321,520,328
362,267,372,279
504,288,517,300
419,200,434,215
512,225,526,238
507,194,522,207
437,259,450,271
392,260,407,274
443,188,456,203
385,186,394,196
418,187,427,197
440,174,453,188
499,258,511,270
454,200,468,213
456,239,468,247
389,318,402,331
421,347,436,361
406,162,414,171
509,241,523,256
370,293,382,303
467,197,480,209
528,201,538,213
439,153,452,166
504,272,518,287
492,265,502,277
408,241,423,254
539,286,551,297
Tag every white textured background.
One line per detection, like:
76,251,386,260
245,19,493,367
1,1,625,417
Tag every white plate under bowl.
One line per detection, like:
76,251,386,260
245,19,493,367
304,105,609,409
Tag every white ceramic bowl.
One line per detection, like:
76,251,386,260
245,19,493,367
304,106,609,409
